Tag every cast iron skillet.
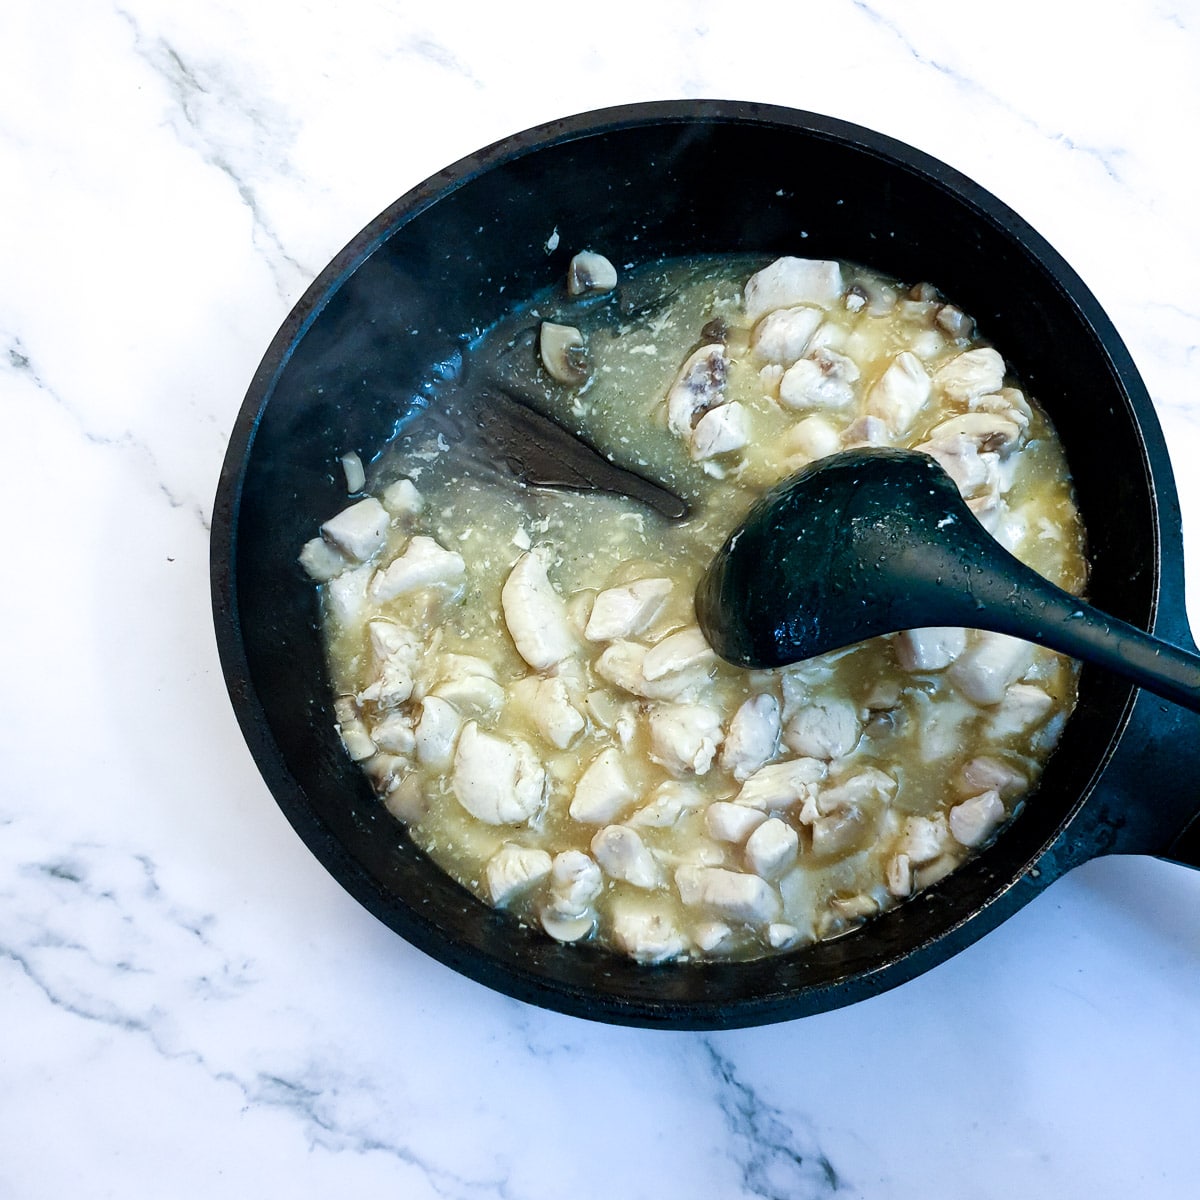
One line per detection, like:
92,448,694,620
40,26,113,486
211,101,1200,1029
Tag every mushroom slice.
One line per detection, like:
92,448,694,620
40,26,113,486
539,322,589,386
666,343,728,436
567,251,618,296
590,825,662,889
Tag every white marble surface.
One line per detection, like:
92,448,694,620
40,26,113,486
3,2,1199,1196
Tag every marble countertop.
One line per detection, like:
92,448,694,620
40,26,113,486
4,2,1199,1196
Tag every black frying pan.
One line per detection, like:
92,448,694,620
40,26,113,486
211,101,1200,1028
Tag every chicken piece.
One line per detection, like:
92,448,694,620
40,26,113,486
782,414,842,465
817,767,897,815
690,401,750,460
958,755,1028,799
609,902,688,963
987,683,1054,738
840,414,892,448
693,921,733,953
379,477,424,516
591,825,662,889
933,346,1006,404
299,536,349,581
359,620,420,708
370,710,416,755
743,257,844,323
510,675,585,749
864,351,931,435
913,433,994,497
894,627,967,672
501,549,577,670
949,632,1035,705
949,790,1006,848
667,343,729,436
430,670,505,719
751,305,823,364
325,563,374,628
486,843,553,905
766,923,802,949
783,698,861,760
627,781,705,828
451,722,545,825
744,818,799,880
568,746,637,824
705,801,768,843
381,771,425,823
319,496,390,562
675,865,782,925
594,640,709,701
720,694,782,781
413,695,462,770
584,577,672,642
371,535,465,602
647,702,724,776
778,347,860,411
896,814,950,865
810,807,870,858
547,850,604,915
333,695,375,762
923,411,1022,456
735,757,826,811
642,626,716,681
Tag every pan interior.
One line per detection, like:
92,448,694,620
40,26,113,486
223,110,1154,1026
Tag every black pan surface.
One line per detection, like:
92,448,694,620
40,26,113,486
211,101,1200,1028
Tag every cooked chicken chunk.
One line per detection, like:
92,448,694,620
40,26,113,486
568,746,637,824
690,400,750,460
744,818,799,880
751,305,823,364
743,257,844,322
585,577,672,642
414,695,462,770
778,347,860,411
705,801,768,843
675,865,782,925
735,758,826,811
720,693,782,781
783,698,862,760
320,497,390,562
864,351,931,435
894,627,967,672
609,902,687,963
451,722,545,825
933,346,1006,403
371,535,465,602
949,790,1006,847
647,702,724,776
949,632,1035,705
591,825,662,889
486,843,553,905
501,549,577,670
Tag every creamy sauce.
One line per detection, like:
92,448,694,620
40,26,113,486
303,254,1086,963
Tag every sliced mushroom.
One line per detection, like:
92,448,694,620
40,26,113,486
567,251,618,296
539,321,589,386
